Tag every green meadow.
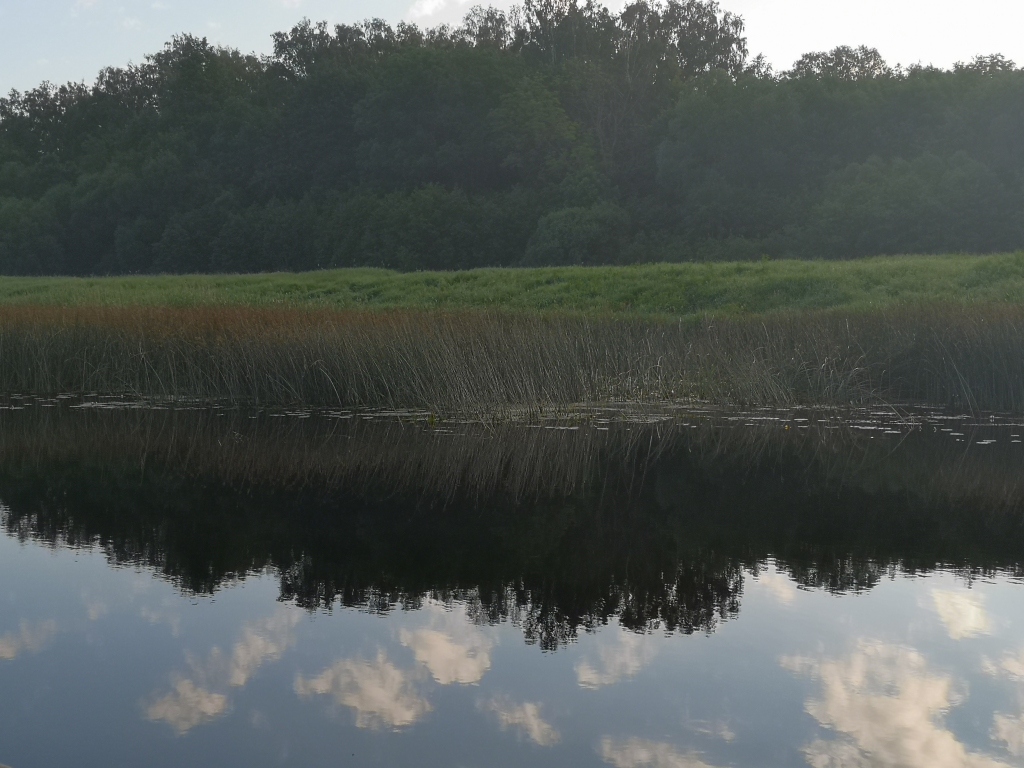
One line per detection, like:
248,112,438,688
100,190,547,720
1,253,1022,318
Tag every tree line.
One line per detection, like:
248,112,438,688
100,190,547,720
1,0,1023,275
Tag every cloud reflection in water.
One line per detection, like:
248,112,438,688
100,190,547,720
0,620,57,660
783,639,1009,768
992,714,1024,758
983,646,1024,758
931,589,992,640
599,737,723,768
146,679,229,735
576,631,656,689
225,611,300,687
399,603,493,685
752,568,799,605
146,608,300,734
294,651,431,730
482,697,560,746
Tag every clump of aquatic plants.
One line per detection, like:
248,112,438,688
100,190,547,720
0,304,1021,413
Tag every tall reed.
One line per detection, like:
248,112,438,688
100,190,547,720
0,304,1021,412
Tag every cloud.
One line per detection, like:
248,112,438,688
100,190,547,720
576,632,655,689
146,678,228,735
407,0,474,21
0,620,57,660
781,639,1009,768
400,622,492,685
931,589,991,640
599,738,723,768
145,608,300,734
482,698,560,746
295,651,431,730
408,0,449,18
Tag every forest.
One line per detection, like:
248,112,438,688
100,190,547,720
2,0,1023,275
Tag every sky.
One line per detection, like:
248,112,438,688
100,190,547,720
2,0,1023,94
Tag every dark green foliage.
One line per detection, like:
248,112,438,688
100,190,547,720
657,57,1024,258
524,201,630,265
1,1,1023,275
807,153,1024,257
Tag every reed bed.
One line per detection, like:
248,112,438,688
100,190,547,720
0,304,1021,413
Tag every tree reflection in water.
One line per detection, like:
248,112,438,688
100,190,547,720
0,400,1022,651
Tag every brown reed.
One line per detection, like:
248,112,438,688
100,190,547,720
0,304,1021,413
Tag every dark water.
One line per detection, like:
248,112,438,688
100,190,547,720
1,400,1023,768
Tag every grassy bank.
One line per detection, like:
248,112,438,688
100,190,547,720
0,304,1021,413
1,252,1024,318
2,256,1023,412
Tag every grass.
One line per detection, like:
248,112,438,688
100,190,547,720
1,252,1024,318
0,304,1022,413
1,254,1023,412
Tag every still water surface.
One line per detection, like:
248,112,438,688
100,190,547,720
0,401,1022,767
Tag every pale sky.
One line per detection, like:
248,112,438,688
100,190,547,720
2,0,1022,94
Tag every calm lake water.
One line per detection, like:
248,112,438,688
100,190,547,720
0,400,1023,767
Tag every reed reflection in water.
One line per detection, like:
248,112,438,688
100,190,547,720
0,399,1021,649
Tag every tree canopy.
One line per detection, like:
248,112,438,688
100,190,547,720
1,1,1022,274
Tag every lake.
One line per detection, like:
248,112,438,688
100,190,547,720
0,399,1022,767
